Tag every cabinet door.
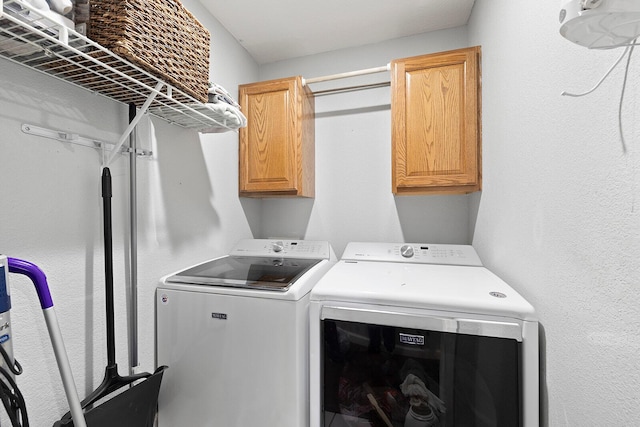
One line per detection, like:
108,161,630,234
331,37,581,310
392,47,481,195
239,76,314,197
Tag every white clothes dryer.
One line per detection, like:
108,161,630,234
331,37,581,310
156,239,336,427
309,242,538,427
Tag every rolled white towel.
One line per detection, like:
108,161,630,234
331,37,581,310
200,102,247,133
47,0,72,15
38,7,75,29
208,83,240,108
24,0,50,10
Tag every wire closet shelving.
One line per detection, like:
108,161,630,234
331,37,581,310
0,0,238,135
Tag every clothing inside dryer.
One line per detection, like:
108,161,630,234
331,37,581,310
321,319,521,427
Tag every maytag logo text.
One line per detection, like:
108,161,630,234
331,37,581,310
399,333,424,346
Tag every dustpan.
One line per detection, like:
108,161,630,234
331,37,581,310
55,167,166,427
54,366,166,427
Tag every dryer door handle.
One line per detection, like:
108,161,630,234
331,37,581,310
320,305,523,341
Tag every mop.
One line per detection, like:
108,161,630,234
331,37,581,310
3,256,87,427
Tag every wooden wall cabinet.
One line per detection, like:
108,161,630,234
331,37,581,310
238,76,315,197
391,46,481,195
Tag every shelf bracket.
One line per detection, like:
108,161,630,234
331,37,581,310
105,81,164,166
21,123,152,157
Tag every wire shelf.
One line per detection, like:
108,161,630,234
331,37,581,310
0,0,239,132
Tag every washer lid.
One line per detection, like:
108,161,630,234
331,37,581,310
166,255,322,291
311,261,537,321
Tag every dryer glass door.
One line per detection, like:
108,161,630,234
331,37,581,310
321,318,521,427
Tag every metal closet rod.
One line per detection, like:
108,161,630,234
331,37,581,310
302,63,391,88
312,81,390,96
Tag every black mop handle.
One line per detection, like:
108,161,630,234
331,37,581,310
102,167,116,366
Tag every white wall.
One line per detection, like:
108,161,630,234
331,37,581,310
257,28,475,256
3,0,639,425
0,1,258,424
468,1,640,425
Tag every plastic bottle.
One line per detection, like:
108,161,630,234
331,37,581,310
404,404,438,427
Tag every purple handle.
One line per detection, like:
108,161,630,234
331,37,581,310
8,257,54,309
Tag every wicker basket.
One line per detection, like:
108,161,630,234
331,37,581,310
88,0,210,103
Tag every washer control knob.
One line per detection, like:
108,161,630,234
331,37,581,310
272,241,284,253
400,244,414,258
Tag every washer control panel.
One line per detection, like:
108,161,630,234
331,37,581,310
342,242,483,266
230,239,333,259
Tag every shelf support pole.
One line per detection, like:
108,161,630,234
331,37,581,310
105,82,163,166
127,103,139,375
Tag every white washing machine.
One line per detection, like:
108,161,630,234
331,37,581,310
156,239,336,427
309,242,539,427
